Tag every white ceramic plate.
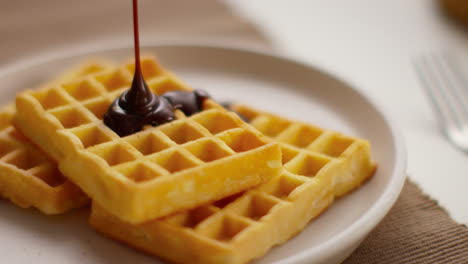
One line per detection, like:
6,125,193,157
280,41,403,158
0,44,406,264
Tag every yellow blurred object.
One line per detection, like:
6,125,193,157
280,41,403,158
90,104,376,264
13,56,281,224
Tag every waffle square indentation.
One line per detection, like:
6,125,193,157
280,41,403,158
281,125,323,148
115,162,163,183
242,193,278,221
267,174,305,200
254,116,291,138
206,215,250,242
151,150,199,173
83,98,112,120
125,132,172,156
213,192,245,209
32,89,70,110
5,127,27,141
49,108,93,129
281,146,300,165
148,78,186,95
285,154,331,177
230,106,261,122
0,139,17,158
219,129,265,153
30,165,67,187
4,150,44,171
160,122,206,145
320,134,354,157
89,143,137,166
63,79,102,101
167,207,218,229
69,125,113,148
184,139,233,163
193,111,239,135
77,64,110,76
95,71,131,92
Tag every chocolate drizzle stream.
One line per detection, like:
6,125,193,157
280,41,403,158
103,0,175,137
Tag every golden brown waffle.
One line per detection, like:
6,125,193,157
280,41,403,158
14,57,282,224
0,61,113,214
90,104,377,264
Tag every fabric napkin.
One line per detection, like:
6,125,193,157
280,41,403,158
1,0,467,263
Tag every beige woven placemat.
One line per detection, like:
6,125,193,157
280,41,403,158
1,1,467,263
344,179,468,263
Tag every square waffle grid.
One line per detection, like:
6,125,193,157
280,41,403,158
0,61,113,214
90,105,377,264
14,57,281,223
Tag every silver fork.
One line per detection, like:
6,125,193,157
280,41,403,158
414,53,468,153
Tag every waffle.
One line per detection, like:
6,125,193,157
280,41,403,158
90,104,377,264
14,57,282,224
0,61,113,214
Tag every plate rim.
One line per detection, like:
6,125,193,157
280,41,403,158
0,41,407,263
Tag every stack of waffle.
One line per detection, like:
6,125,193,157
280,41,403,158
1,56,376,264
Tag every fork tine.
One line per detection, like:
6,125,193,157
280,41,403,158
430,55,468,128
414,57,461,132
438,53,468,118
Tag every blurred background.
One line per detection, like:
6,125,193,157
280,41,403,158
1,0,467,225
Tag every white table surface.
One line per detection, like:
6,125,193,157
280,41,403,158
226,0,468,224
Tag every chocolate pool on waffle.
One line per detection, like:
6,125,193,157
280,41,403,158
90,105,377,264
0,61,113,214
14,57,282,224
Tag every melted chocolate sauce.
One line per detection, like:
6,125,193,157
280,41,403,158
103,0,175,137
103,92,175,137
163,89,209,116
